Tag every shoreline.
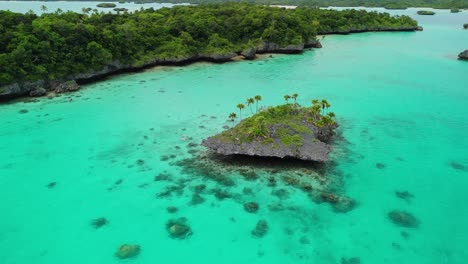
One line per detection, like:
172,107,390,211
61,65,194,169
0,27,422,102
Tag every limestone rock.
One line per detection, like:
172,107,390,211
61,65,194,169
458,50,468,60
29,87,47,97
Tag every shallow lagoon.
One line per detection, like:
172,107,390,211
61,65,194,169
0,6,467,264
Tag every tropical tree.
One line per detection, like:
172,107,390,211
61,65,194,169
311,99,319,106
320,99,330,114
228,112,237,122
237,103,245,120
246,97,255,115
284,95,291,104
40,5,48,12
254,95,262,113
292,93,298,104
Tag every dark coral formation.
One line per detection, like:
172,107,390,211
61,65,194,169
251,220,269,238
341,257,361,264
166,217,193,239
166,206,178,213
449,161,466,171
115,244,140,259
395,191,414,202
91,217,108,228
190,193,205,205
375,162,386,169
388,210,420,228
310,192,358,213
244,202,259,213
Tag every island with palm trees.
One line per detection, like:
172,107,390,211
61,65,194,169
202,95,337,162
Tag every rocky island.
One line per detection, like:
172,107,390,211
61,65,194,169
202,96,337,162
459,50,468,60
417,10,435,15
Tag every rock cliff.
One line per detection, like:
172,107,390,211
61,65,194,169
202,102,337,162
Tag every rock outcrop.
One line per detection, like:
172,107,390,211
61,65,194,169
241,47,257,60
202,103,337,162
29,87,47,97
458,50,468,60
464,23,468,29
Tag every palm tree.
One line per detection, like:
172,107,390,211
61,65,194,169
327,112,335,118
284,95,291,104
246,97,255,115
254,95,262,113
292,93,298,104
40,5,48,13
320,99,330,114
311,99,319,106
228,112,237,122
237,103,245,120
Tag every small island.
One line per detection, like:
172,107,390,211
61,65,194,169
97,3,117,8
464,23,468,29
459,50,468,60
202,95,337,162
417,10,435,15
450,8,461,13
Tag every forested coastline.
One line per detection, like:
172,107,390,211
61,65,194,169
158,0,467,9
0,4,420,100
6,0,468,9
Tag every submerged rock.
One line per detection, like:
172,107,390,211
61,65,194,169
244,202,259,213
202,103,338,162
458,50,468,60
395,190,414,201
449,161,466,171
166,206,178,213
166,217,193,239
341,257,361,264
115,244,140,259
251,220,269,238
388,210,420,228
91,217,108,228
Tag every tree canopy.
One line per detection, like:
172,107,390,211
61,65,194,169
0,3,418,87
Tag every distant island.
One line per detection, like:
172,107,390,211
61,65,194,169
135,0,466,9
417,10,436,15
0,3,421,101
459,50,468,60
96,3,117,8
202,95,337,162
464,23,468,29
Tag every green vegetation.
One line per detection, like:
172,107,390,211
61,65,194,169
155,0,468,9
218,94,336,146
0,3,418,87
97,3,117,8
450,8,461,12
417,10,436,15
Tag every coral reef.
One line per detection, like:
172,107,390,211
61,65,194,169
251,220,269,238
244,202,259,213
388,210,420,228
166,217,193,239
115,244,140,259
91,217,108,228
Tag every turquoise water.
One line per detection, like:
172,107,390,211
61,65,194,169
1,7,468,264
0,1,188,14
